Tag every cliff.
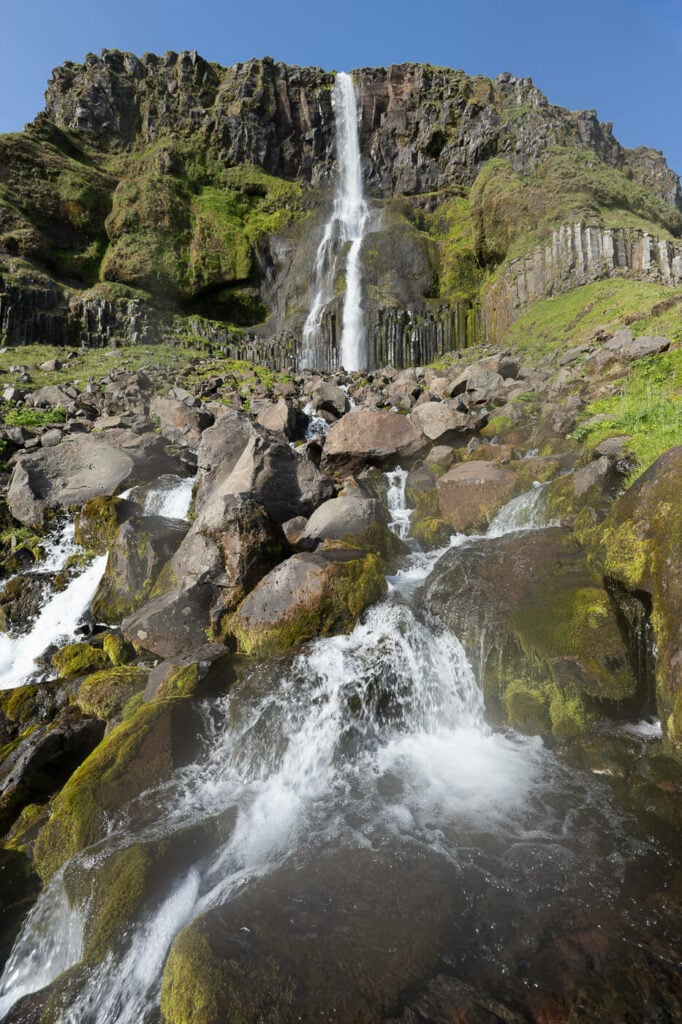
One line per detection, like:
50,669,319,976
0,50,681,367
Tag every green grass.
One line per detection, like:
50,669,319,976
2,406,67,427
505,279,682,360
572,348,682,477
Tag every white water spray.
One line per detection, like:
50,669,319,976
301,72,371,371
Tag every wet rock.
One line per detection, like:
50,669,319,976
592,446,682,753
322,409,428,475
92,514,189,622
0,574,46,634
0,708,105,836
161,846,457,1024
150,395,213,446
228,548,386,655
436,461,524,533
33,698,203,879
74,494,143,555
387,975,526,1024
0,848,40,971
543,455,623,536
423,527,638,735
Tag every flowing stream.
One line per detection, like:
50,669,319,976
300,72,371,371
0,476,194,692
0,476,677,1021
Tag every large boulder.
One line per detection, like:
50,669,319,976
33,698,203,880
7,434,179,526
92,514,189,622
121,580,215,659
311,381,350,420
0,709,105,836
592,446,682,753
255,398,298,440
161,847,456,1024
228,549,386,655
299,495,402,559
207,434,334,526
436,461,525,533
409,401,473,444
422,527,637,738
193,409,254,507
322,410,428,475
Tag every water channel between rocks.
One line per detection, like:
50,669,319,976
0,474,678,1023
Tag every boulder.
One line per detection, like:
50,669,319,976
33,699,203,880
161,847,456,1024
436,461,525,533
92,514,189,622
592,446,682,753
193,409,257,507
256,398,298,439
143,644,232,701
322,410,428,475
311,382,349,420
299,495,402,559
228,549,386,655
7,434,179,527
422,527,637,736
74,666,148,721
604,329,670,360
26,385,76,409
0,708,105,836
409,401,473,444
121,581,215,659
150,395,213,447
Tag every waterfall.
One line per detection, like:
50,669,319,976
300,71,370,371
0,484,667,1023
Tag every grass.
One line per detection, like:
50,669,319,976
2,407,68,427
504,278,682,360
572,349,682,477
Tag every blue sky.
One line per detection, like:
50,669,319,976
1,0,681,175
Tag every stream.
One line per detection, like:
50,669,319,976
0,474,679,1022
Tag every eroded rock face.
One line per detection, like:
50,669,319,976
422,527,638,735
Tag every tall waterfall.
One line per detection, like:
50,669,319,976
300,71,370,371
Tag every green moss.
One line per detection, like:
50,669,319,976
75,666,148,721
0,685,40,725
51,642,109,679
409,516,452,550
103,632,133,666
161,927,230,1024
33,700,177,880
76,843,153,964
549,687,594,740
229,553,387,656
152,664,199,701
5,801,49,852
74,496,134,556
503,678,552,736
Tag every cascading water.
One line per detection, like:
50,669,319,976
0,480,677,1022
300,72,371,372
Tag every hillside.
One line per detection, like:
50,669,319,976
1,51,681,367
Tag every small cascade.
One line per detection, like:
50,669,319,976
301,399,330,439
300,72,371,372
142,474,194,520
385,467,413,540
486,481,553,537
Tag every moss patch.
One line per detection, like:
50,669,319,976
51,643,109,678
75,666,148,721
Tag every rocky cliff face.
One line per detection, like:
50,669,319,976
0,50,680,368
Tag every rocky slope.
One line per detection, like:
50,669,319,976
1,51,681,366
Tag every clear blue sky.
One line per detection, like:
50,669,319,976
1,0,681,176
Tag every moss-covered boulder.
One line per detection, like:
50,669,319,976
422,527,638,737
161,847,457,1024
92,514,189,623
102,632,134,666
51,642,109,678
74,666,148,721
33,698,202,880
228,549,386,655
543,454,624,542
591,446,682,755
298,495,405,561
143,644,232,702
73,495,142,555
